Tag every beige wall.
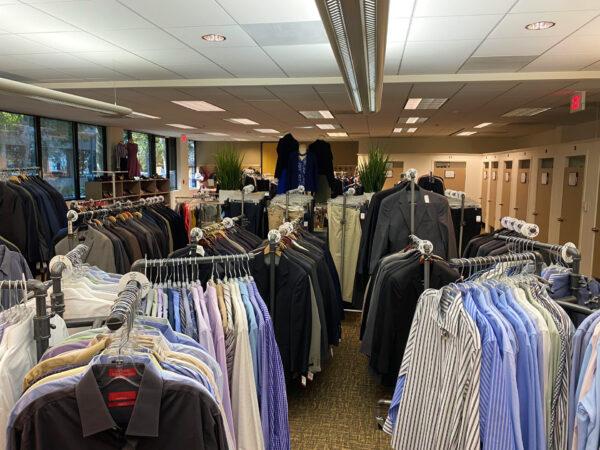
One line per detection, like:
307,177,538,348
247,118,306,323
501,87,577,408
196,141,262,168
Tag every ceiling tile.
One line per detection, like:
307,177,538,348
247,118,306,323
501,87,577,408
578,16,600,35
521,53,599,70
490,10,599,39
0,55,46,70
544,33,600,56
475,36,561,57
460,55,537,72
119,0,235,27
400,40,479,74
167,63,233,79
242,21,328,46
167,25,256,49
216,0,320,24
268,85,327,110
20,31,119,52
93,28,187,51
387,18,409,43
222,87,277,101
198,47,286,77
384,42,404,75
32,0,154,31
414,0,514,17
263,44,339,77
512,0,600,13
408,15,501,41
0,3,76,32
389,0,415,18
75,50,180,78
0,34,59,55
134,48,212,66
583,60,600,70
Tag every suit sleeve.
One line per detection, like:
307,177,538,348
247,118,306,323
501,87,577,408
444,205,458,259
369,202,391,274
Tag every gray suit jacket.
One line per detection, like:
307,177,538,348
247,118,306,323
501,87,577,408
368,187,457,274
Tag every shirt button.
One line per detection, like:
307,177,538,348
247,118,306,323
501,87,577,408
441,330,449,338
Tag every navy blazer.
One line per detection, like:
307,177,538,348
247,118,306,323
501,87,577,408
285,151,318,192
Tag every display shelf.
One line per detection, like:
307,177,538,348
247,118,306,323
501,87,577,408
85,179,171,203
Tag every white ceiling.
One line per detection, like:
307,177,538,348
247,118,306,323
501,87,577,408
0,0,599,139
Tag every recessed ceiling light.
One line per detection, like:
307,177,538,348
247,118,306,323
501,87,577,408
404,98,447,110
172,100,225,112
225,118,259,125
474,122,492,128
393,127,403,133
202,33,226,42
299,110,334,119
403,117,428,124
254,128,279,134
407,128,417,133
166,123,196,130
456,131,477,136
502,107,551,117
129,111,160,119
205,132,228,136
525,21,555,30
316,123,338,129
328,132,347,137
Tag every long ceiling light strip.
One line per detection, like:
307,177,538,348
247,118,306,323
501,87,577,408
0,77,131,116
322,0,362,113
361,0,377,112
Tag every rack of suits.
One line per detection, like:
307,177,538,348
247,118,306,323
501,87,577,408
417,172,445,195
327,190,369,304
254,221,344,383
445,189,483,255
385,251,578,450
352,173,457,310
361,235,460,385
54,197,187,274
128,254,290,450
222,188,269,239
0,168,68,273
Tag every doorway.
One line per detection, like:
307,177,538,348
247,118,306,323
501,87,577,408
534,158,554,242
514,160,530,221
559,155,586,245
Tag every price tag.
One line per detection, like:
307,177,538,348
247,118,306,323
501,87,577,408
360,212,365,220
424,195,430,204
118,272,151,298
476,215,481,223
301,376,307,387
303,221,308,227
307,371,314,381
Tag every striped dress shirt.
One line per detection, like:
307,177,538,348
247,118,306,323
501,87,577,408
390,288,481,450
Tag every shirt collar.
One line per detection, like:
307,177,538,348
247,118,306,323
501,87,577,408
76,357,163,438
429,287,463,337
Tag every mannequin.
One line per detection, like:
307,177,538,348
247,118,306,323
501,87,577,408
126,137,141,178
284,141,317,192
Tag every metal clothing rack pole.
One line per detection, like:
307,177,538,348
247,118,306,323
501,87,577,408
130,252,256,274
406,169,417,234
459,193,466,254
0,280,52,360
266,230,280,315
105,280,142,332
48,244,90,317
409,234,434,289
449,251,544,275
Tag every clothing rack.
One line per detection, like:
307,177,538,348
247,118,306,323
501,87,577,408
445,190,467,252
339,187,356,295
406,169,417,234
449,251,544,274
0,166,42,175
105,279,142,332
285,186,306,221
0,279,51,360
48,243,90,318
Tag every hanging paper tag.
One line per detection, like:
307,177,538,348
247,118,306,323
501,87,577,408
307,371,314,381
264,192,269,197
424,195,430,204
360,212,365,220
476,215,481,223
301,376,307,387
303,221,308,227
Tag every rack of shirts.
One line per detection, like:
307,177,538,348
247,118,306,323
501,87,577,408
327,188,369,304
126,254,290,450
352,169,457,310
0,167,68,273
255,220,344,382
385,251,576,450
47,243,90,318
7,274,237,450
361,234,460,385
55,197,187,274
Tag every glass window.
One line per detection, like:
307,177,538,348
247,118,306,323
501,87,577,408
155,136,166,177
77,124,104,197
188,141,197,188
130,131,150,177
40,118,75,198
167,138,177,190
0,112,36,169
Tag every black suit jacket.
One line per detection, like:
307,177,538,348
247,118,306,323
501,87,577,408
369,186,457,274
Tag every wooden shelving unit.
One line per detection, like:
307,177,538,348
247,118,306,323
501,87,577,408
85,178,171,203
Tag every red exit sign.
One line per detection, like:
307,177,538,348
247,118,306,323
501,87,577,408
570,91,586,113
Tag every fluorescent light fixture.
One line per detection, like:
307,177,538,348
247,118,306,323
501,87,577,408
502,107,551,117
316,123,338,130
393,127,403,133
202,33,226,42
404,98,447,110
295,125,315,129
299,110,334,119
129,111,161,119
254,128,279,134
166,123,196,130
171,100,225,112
402,117,428,124
406,117,419,124
407,127,417,133
474,122,492,128
232,138,248,141
205,132,228,136
328,132,348,137
456,131,476,136
225,118,259,125
525,21,555,30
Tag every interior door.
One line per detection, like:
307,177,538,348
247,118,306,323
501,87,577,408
500,161,513,219
593,176,600,278
514,160,530,221
488,162,499,229
261,142,277,176
481,162,489,223
559,156,586,245
383,161,404,190
433,161,466,191
534,158,554,242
